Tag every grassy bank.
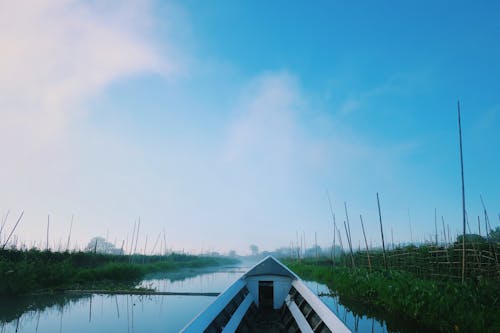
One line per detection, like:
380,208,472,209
286,259,500,333
0,249,238,295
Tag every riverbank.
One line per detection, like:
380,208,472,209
0,249,238,295
286,259,500,333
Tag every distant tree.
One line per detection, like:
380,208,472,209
455,234,487,245
85,237,123,254
228,250,237,257
488,227,500,242
249,244,259,256
305,245,322,258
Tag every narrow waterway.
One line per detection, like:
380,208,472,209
0,261,420,333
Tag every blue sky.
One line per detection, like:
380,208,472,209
1,1,499,254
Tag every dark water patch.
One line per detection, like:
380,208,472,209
0,294,89,323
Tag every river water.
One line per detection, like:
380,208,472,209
0,261,419,333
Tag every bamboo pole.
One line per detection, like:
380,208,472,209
391,227,394,250
344,202,356,267
336,227,346,266
315,232,318,262
295,230,300,261
124,234,129,255
480,195,498,271
343,220,355,268
0,210,9,244
344,202,353,251
163,229,167,256
478,216,481,237
466,211,471,234
446,223,451,244
360,215,372,271
457,100,466,284
1,211,24,250
434,208,438,245
303,231,306,258
46,214,50,251
134,218,141,255
327,191,336,267
143,234,148,256
151,232,162,255
300,233,306,258
66,214,73,251
332,214,336,264
129,220,136,255
376,193,388,270
442,216,447,244
408,209,413,244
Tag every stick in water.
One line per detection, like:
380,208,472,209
1,211,24,250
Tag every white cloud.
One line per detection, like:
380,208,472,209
0,0,178,152
0,0,184,247
223,72,303,167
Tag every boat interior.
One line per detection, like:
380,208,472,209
181,256,350,333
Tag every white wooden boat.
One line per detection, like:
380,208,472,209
181,256,351,333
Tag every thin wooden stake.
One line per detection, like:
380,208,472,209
295,230,300,261
1,211,24,250
46,214,50,251
408,209,413,244
344,202,355,267
360,215,372,271
0,210,10,243
376,193,387,270
480,195,492,236
134,218,141,255
143,235,148,256
344,202,353,251
332,214,336,266
478,216,481,237
343,220,355,268
480,195,498,269
327,191,336,267
391,227,394,250
162,229,167,256
151,232,162,255
315,232,318,262
434,208,438,245
129,221,136,255
66,215,73,251
446,223,451,244
457,100,466,284
336,227,346,266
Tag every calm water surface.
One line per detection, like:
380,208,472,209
0,261,420,333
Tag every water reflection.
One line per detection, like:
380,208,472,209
0,293,214,333
138,265,248,293
1,263,428,333
0,264,250,333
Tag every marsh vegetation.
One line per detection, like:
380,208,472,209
0,248,238,295
285,240,500,333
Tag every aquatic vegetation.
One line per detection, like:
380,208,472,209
286,259,500,333
0,249,238,295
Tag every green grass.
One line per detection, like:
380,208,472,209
286,259,500,333
0,249,238,295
